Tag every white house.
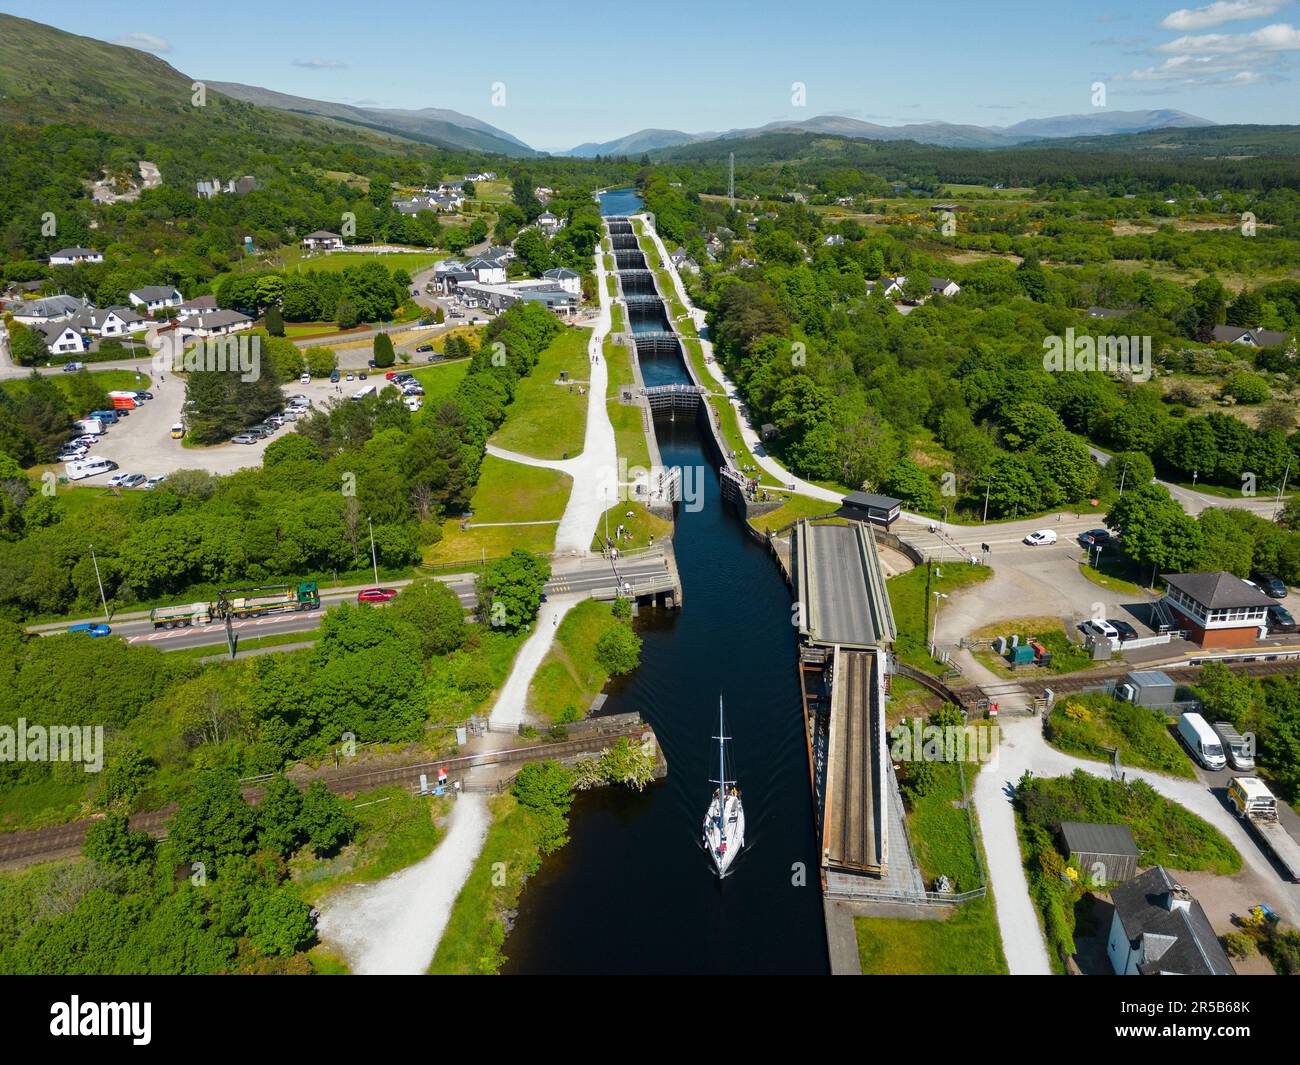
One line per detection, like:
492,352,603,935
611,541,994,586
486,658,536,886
464,257,507,285
541,267,581,296
7,295,89,325
36,321,87,356
868,275,907,298
537,210,561,233
1106,866,1234,976
128,286,183,313
302,231,344,251
48,247,103,266
176,295,218,319
930,277,961,298
1210,325,1291,348
175,310,253,339
78,307,150,337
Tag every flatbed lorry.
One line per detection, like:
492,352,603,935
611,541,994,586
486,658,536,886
1228,776,1300,883
148,582,320,629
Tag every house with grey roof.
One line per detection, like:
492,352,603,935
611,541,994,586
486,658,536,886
537,210,561,232
176,295,218,318
930,277,961,298
302,231,344,251
48,247,103,266
174,310,253,339
1210,325,1291,348
463,257,506,284
541,267,581,295
1107,865,1234,976
7,294,90,324
129,286,183,313
36,320,87,356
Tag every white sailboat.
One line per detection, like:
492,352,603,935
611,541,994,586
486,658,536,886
703,694,745,877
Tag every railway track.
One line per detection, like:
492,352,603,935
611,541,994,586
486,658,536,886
0,721,654,867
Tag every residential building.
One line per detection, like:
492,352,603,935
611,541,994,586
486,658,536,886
1106,865,1234,975
541,267,581,295
302,231,344,251
6,294,90,325
176,295,218,318
36,321,87,356
1210,325,1291,348
48,247,102,266
174,310,254,339
537,210,561,232
824,234,845,246
930,277,961,298
1159,571,1273,648
129,286,183,313
463,257,507,285
456,281,577,317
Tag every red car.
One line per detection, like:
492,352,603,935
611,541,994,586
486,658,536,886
357,587,399,604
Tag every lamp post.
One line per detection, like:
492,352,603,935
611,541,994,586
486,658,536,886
88,543,108,620
367,517,379,585
931,591,949,649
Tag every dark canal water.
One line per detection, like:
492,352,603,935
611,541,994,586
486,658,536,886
499,191,829,974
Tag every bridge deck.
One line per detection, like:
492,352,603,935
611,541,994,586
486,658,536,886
799,522,894,648
823,647,884,874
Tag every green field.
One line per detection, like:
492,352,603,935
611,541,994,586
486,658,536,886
410,358,470,405
527,600,624,723
489,327,591,459
855,896,1007,975
746,491,841,535
887,562,992,673
277,248,439,275
425,456,571,565
592,500,671,553
1045,694,1196,778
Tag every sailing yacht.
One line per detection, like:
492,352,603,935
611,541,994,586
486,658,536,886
703,694,745,877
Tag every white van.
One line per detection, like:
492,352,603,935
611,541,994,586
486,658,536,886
74,417,104,436
351,385,376,402
66,457,118,481
1177,711,1227,771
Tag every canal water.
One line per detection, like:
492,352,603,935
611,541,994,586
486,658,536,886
500,190,828,974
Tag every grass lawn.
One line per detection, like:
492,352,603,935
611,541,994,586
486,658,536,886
278,249,439,274
410,358,470,405
527,600,624,723
3,368,152,406
888,562,992,673
425,456,571,565
1045,694,1196,778
1078,560,1148,597
746,491,841,535
900,739,993,894
489,327,591,459
429,792,549,974
591,500,671,553
609,401,652,470
855,896,1007,974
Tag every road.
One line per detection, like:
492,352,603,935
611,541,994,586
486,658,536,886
32,554,676,651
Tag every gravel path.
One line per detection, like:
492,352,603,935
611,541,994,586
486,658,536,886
315,793,490,974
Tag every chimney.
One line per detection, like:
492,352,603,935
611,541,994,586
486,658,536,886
1164,885,1193,913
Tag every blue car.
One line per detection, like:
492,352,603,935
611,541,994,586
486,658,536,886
67,622,112,637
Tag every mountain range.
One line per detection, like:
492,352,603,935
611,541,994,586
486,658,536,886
566,110,1217,156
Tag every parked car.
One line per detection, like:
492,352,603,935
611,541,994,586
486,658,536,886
119,473,147,488
62,361,85,372
1079,619,1119,641
230,432,259,444
1267,604,1298,633
425,352,438,362
1106,619,1139,642
329,370,340,383
1076,528,1112,547
359,372,368,381
1023,529,1057,546
416,344,433,353
67,622,111,637
300,372,311,384
450,310,465,318
286,394,308,404
107,471,133,488
367,359,376,369
345,372,355,382
265,414,285,428
356,587,399,604
143,475,168,490
1253,572,1288,599
133,391,153,401
57,446,88,462
66,457,117,480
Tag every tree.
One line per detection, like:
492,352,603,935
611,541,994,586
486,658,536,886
305,346,337,377
595,623,641,675
389,579,466,658
297,781,355,857
166,770,257,872
373,332,395,369
244,889,315,957
265,306,284,337
82,812,152,868
476,550,551,633
1105,483,1202,579
256,774,305,857
335,298,359,330
511,760,572,854
882,458,935,511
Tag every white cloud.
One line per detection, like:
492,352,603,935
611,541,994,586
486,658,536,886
112,32,172,54
1160,1,1289,31
292,58,348,69
1156,21,1300,51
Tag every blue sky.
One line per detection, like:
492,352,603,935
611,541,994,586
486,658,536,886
5,0,1298,151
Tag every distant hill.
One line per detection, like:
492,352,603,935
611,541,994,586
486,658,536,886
209,82,536,156
0,14,534,157
569,109,1218,155
1015,123,1300,157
